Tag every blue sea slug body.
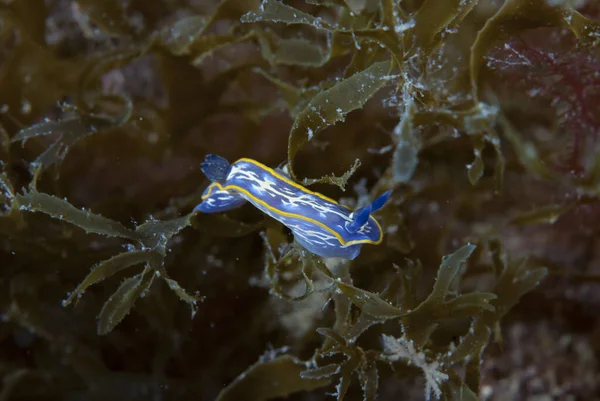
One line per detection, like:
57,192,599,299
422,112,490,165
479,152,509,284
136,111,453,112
194,154,392,260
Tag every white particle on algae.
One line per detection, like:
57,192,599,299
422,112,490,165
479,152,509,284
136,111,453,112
480,385,493,400
307,127,313,140
394,20,415,34
21,100,31,115
386,225,399,234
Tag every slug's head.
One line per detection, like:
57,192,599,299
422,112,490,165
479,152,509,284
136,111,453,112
345,190,392,234
201,154,231,182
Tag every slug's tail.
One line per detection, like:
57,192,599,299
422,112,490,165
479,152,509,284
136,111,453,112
201,154,231,182
369,190,392,213
346,190,392,233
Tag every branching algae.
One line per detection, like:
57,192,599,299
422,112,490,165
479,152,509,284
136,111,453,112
1,0,598,400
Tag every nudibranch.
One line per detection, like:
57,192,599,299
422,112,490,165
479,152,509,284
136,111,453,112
194,154,392,260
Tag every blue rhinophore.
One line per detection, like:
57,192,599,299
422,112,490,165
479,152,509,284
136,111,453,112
201,154,231,182
194,154,392,259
